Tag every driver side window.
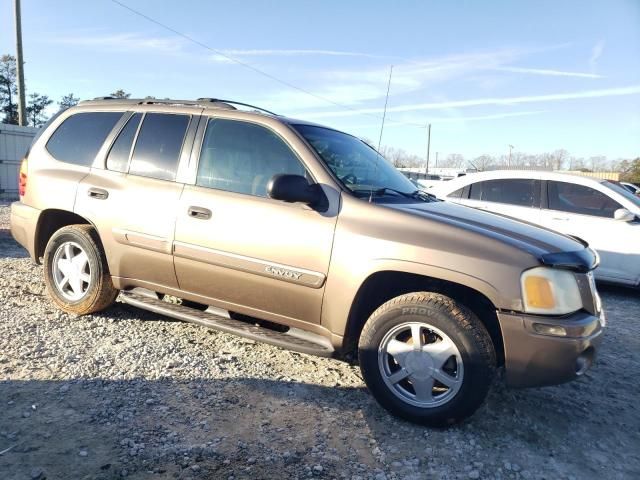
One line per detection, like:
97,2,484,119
547,181,621,218
196,118,306,197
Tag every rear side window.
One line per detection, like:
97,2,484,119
129,113,190,181
106,113,142,173
548,181,622,218
468,179,540,207
46,112,123,166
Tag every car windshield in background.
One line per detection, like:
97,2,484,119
602,181,640,208
292,124,420,200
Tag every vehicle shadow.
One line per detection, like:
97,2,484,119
0,228,29,259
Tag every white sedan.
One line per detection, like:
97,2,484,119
430,170,640,287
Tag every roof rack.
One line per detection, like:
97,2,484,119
85,97,277,115
196,98,277,116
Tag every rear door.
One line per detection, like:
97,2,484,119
75,108,199,289
173,116,338,326
457,177,542,223
538,180,640,284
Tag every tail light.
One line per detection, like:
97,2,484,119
18,157,28,197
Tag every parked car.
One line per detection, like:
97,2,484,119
431,170,640,286
620,181,640,196
11,98,604,426
402,173,443,190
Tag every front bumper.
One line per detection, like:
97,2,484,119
498,309,604,388
10,201,40,262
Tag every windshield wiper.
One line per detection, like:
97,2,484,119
375,187,439,202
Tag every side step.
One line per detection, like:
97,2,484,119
119,291,335,357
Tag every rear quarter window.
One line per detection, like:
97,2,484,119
45,112,124,166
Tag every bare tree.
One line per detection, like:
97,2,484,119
589,155,607,172
471,155,495,171
551,149,568,170
438,154,465,168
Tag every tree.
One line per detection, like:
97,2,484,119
589,155,607,172
59,93,80,110
471,155,495,171
110,89,131,99
440,154,466,168
620,158,640,184
26,93,53,127
551,149,568,170
0,54,18,124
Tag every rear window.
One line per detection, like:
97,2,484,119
128,113,190,181
468,179,540,207
45,112,124,166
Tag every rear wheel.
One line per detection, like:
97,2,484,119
358,292,496,426
43,225,118,315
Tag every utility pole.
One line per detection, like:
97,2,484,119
14,0,27,126
508,144,514,167
425,123,431,175
435,152,438,168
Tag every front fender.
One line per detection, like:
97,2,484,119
321,257,523,338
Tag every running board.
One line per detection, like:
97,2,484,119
119,291,335,357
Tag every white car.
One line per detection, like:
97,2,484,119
430,170,640,286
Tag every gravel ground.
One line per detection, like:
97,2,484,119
0,202,639,480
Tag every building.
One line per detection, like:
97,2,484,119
0,123,38,200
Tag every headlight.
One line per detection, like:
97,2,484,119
521,267,582,315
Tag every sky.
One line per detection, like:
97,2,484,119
1,0,639,161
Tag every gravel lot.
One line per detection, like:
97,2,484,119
0,202,639,480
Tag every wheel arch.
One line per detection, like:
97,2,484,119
34,209,97,263
341,270,505,366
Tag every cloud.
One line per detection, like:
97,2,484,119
261,49,528,110
345,110,546,129
496,66,603,79
590,40,606,70
210,49,392,62
294,85,640,119
52,32,186,54
427,110,547,123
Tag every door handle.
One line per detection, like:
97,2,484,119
552,217,569,221
188,206,212,220
87,187,109,200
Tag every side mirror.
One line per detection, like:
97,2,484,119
267,174,320,205
614,208,635,222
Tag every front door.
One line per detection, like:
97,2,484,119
173,117,338,326
537,180,640,284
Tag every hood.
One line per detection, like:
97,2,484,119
388,200,597,272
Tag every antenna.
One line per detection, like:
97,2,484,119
369,65,394,203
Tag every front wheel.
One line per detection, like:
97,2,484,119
43,224,118,315
358,292,496,426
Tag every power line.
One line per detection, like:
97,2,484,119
108,0,425,128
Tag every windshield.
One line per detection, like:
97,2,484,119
292,124,418,197
602,180,640,209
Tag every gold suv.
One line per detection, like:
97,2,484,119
11,98,604,425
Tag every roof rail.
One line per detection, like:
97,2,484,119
92,96,117,100
196,98,277,116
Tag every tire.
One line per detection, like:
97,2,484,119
43,224,118,315
358,292,496,427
